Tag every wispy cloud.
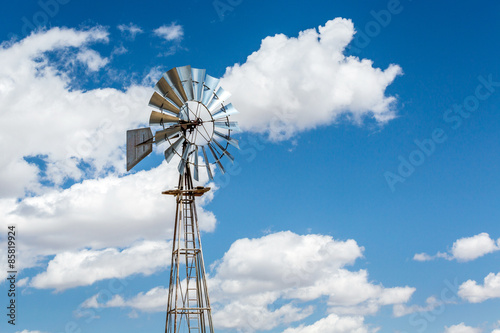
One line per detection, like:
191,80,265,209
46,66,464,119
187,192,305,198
152,23,184,56
153,22,183,41
393,295,450,317
117,23,143,40
76,48,109,71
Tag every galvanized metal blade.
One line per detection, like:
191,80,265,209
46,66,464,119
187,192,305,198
154,77,184,108
177,65,194,101
214,130,239,149
208,142,225,174
154,126,181,145
149,110,179,126
166,67,188,102
201,146,213,181
162,74,184,105
214,121,241,132
149,92,180,114
213,139,235,164
212,103,239,120
201,74,219,106
193,146,199,181
191,68,206,102
207,87,231,112
178,142,192,175
164,136,185,163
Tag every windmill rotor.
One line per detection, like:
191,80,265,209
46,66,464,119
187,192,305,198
127,65,240,180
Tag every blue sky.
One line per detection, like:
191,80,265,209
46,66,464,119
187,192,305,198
0,0,499,332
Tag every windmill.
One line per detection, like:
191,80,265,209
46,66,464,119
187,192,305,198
126,65,240,333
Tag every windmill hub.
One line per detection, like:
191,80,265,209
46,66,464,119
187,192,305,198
178,101,215,146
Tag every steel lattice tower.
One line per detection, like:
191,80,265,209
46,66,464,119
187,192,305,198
163,163,214,333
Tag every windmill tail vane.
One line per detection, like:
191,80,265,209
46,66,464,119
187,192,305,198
126,66,240,333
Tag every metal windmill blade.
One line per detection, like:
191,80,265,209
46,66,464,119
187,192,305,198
214,121,241,132
191,68,206,102
165,67,188,102
176,65,194,101
212,103,239,120
149,110,179,126
154,77,184,108
201,74,219,106
207,86,231,112
149,91,180,114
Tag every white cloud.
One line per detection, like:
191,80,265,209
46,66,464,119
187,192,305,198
393,296,444,317
414,233,500,262
117,23,143,39
84,231,414,331
30,240,171,291
212,296,314,331
154,23,184,41
444,323,482,333
222,17,402,141
211,231,362,294
210,232,414,321
15,331,47,333
0,159,39,198
142,66,165,86
413,251,450,261
17,277,29,287
111,45,128,56
76,48,109,71
458,272,500,303
451,233,499,262
82,286,168,312
413,252,433,261
282,314,373,333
